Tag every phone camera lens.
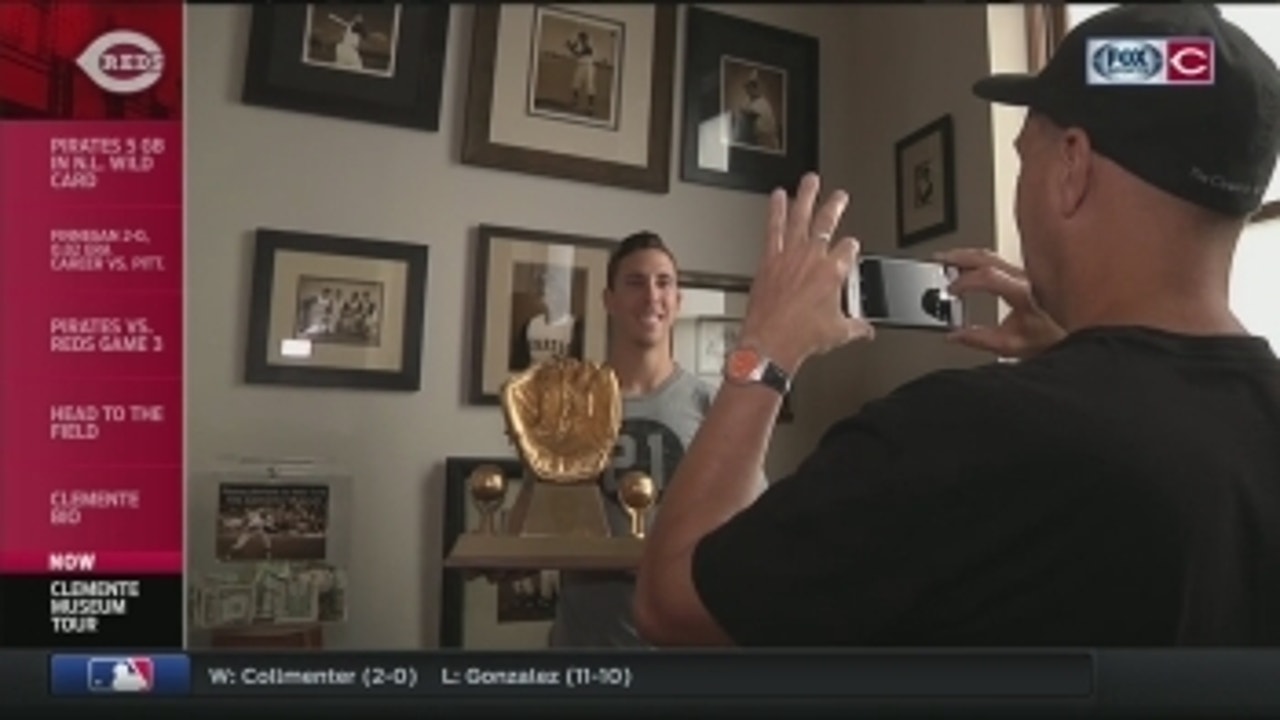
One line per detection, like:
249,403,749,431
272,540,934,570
921,288,953,324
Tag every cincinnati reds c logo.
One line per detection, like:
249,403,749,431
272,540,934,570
1170,46,1210,77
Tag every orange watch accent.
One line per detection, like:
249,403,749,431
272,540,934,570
723,346,792,395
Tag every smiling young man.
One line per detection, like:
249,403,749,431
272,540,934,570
634,4,1280,647
547,231,768,647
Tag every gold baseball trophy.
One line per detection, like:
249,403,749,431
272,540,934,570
445,356,655,570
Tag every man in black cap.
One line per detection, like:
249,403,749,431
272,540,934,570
634,4,1280,646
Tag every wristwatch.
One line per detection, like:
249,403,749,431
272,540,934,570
723,345,791,396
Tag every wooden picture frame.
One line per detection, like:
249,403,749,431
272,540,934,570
895,114,957,247
241,4,451,131
461,4,677,193
468,224,615,405
245,228,429,391
677,270,793,423
439,456,558,649
680,7,819,194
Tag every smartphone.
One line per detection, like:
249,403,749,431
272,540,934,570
842,255,964,331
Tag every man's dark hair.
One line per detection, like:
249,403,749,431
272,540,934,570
606,231,678,289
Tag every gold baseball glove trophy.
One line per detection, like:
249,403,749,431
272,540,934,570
445,356,655,570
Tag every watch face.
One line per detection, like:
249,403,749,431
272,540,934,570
725,347,760,381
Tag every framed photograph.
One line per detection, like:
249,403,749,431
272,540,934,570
215,483,330,562
680,7,819,194
440,456,560,649
895,114,957,247
468,224,614,405
676,271,792,423
461,5,677,193
242,4,451,131
245,228,429,391
694,318,741,376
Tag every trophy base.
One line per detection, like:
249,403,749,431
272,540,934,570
508,479,611,538
444,534,644,571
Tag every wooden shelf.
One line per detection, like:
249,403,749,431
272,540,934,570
445,533,644,571
210,624,324,649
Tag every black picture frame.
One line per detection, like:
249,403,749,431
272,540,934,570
245,228,429,391
894,114,957,247
679,7,819,194
439,456,532,649
241,4,450,132
468,224,616,405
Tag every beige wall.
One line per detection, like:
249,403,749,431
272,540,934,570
794,4,1028,441
185,4,1026,649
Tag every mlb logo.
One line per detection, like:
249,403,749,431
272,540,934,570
1086,37,1215,85
86,657,154,693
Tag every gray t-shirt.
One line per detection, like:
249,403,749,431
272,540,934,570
548,366,766,648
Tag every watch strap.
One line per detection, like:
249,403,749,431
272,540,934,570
726,346,792,396
756,358,792,396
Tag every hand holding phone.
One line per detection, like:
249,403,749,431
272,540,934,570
842,255,964,331
931,248,1066,358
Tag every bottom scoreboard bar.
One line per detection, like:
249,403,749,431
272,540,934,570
40,650,1091,700
0,574,183,647
17,650,1280,716
185,651,1093,698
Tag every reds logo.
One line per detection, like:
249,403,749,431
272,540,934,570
75,30,165,94
1167,39,1214,84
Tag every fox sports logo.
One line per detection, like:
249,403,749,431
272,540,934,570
1090,40,1163,82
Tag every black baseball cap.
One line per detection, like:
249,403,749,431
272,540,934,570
973,4,1280,217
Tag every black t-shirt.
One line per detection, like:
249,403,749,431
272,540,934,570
691,326,1280,646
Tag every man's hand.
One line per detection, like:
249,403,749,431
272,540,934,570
738,173,875,374
934,248,1066,359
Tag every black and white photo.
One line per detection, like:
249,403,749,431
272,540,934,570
721,56,786,154
527,5,624,129
507,261,588,371
302,4,401,77
294,275,384,347
216,483,330,562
